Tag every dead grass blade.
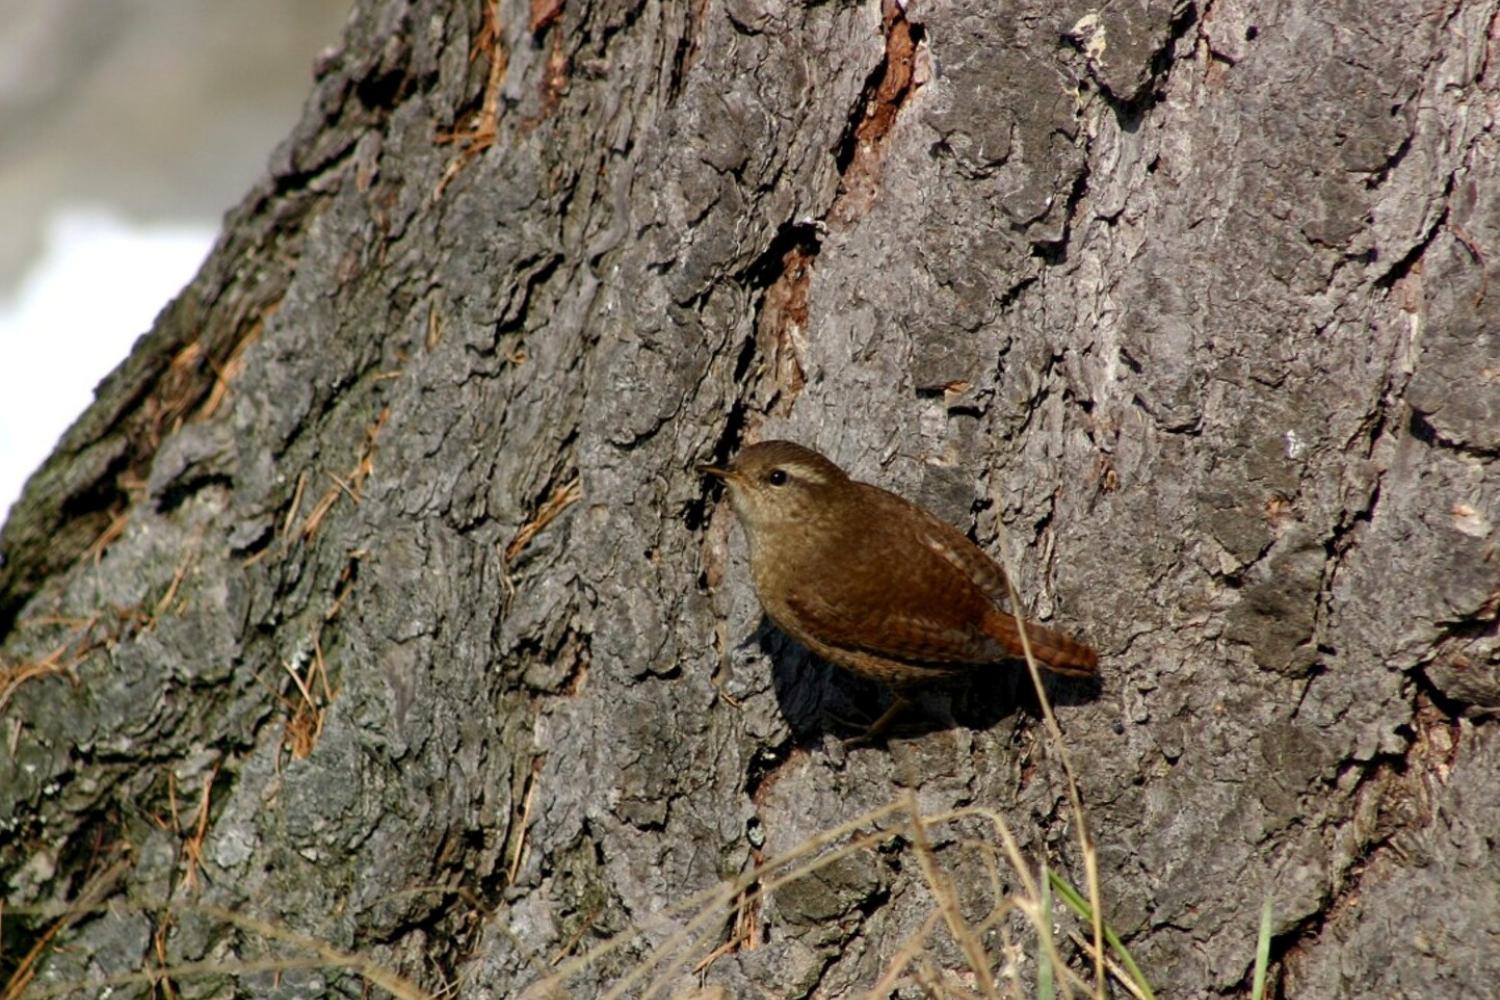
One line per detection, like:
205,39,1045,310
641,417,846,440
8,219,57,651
992,538,1107,998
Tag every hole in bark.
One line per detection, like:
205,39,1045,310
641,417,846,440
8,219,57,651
853,883,892,919
743,742,787,800
355,66,410,110
155,473,233,515
966,497,993,545
744,221,821,292
1408,410,1439,446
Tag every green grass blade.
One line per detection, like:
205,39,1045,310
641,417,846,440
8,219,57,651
1046,869,1156,1000
1252,895,1273,1000
1037,864,1055,1000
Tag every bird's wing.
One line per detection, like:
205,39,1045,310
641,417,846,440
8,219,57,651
896,490,1098,674
902,499,1012,609
782,581,1003,665
779,488,1007,666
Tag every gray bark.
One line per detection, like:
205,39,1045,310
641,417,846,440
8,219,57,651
3,0,1498,997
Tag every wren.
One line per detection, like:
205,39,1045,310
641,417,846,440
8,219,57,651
700,440,1097,733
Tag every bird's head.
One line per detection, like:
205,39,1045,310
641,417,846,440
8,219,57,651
698,440,850,543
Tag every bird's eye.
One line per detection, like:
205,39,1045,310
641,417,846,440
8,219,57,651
767,468,788,486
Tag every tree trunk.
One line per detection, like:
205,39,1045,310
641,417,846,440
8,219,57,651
3,0,1497,997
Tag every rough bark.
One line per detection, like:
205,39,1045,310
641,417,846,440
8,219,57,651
3,0,1498,997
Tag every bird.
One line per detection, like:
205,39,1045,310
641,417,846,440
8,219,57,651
699,440,1097,735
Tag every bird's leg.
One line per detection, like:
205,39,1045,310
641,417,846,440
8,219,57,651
833,693,914,746
862,695,913,739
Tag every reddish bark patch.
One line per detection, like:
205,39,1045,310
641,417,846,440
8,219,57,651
529,0,563,34
856,1,920,154
831,0,923,226
758,245,813,413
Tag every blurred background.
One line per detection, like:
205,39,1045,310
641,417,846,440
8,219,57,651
0,0,351,522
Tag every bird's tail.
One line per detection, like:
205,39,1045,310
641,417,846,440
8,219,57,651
981,608,1099,677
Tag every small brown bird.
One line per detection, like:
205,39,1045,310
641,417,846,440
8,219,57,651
700,440,1097,733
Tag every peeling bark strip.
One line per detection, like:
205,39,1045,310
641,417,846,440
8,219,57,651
4,0,1500,997
848,0,921,162
832,0,923,225
754,241,815,415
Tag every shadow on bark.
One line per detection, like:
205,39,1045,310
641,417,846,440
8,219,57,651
754,615,1101,743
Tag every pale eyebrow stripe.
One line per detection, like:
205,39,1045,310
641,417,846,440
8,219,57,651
792,464,832,485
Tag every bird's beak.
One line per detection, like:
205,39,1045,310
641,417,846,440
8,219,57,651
697,464,732,481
